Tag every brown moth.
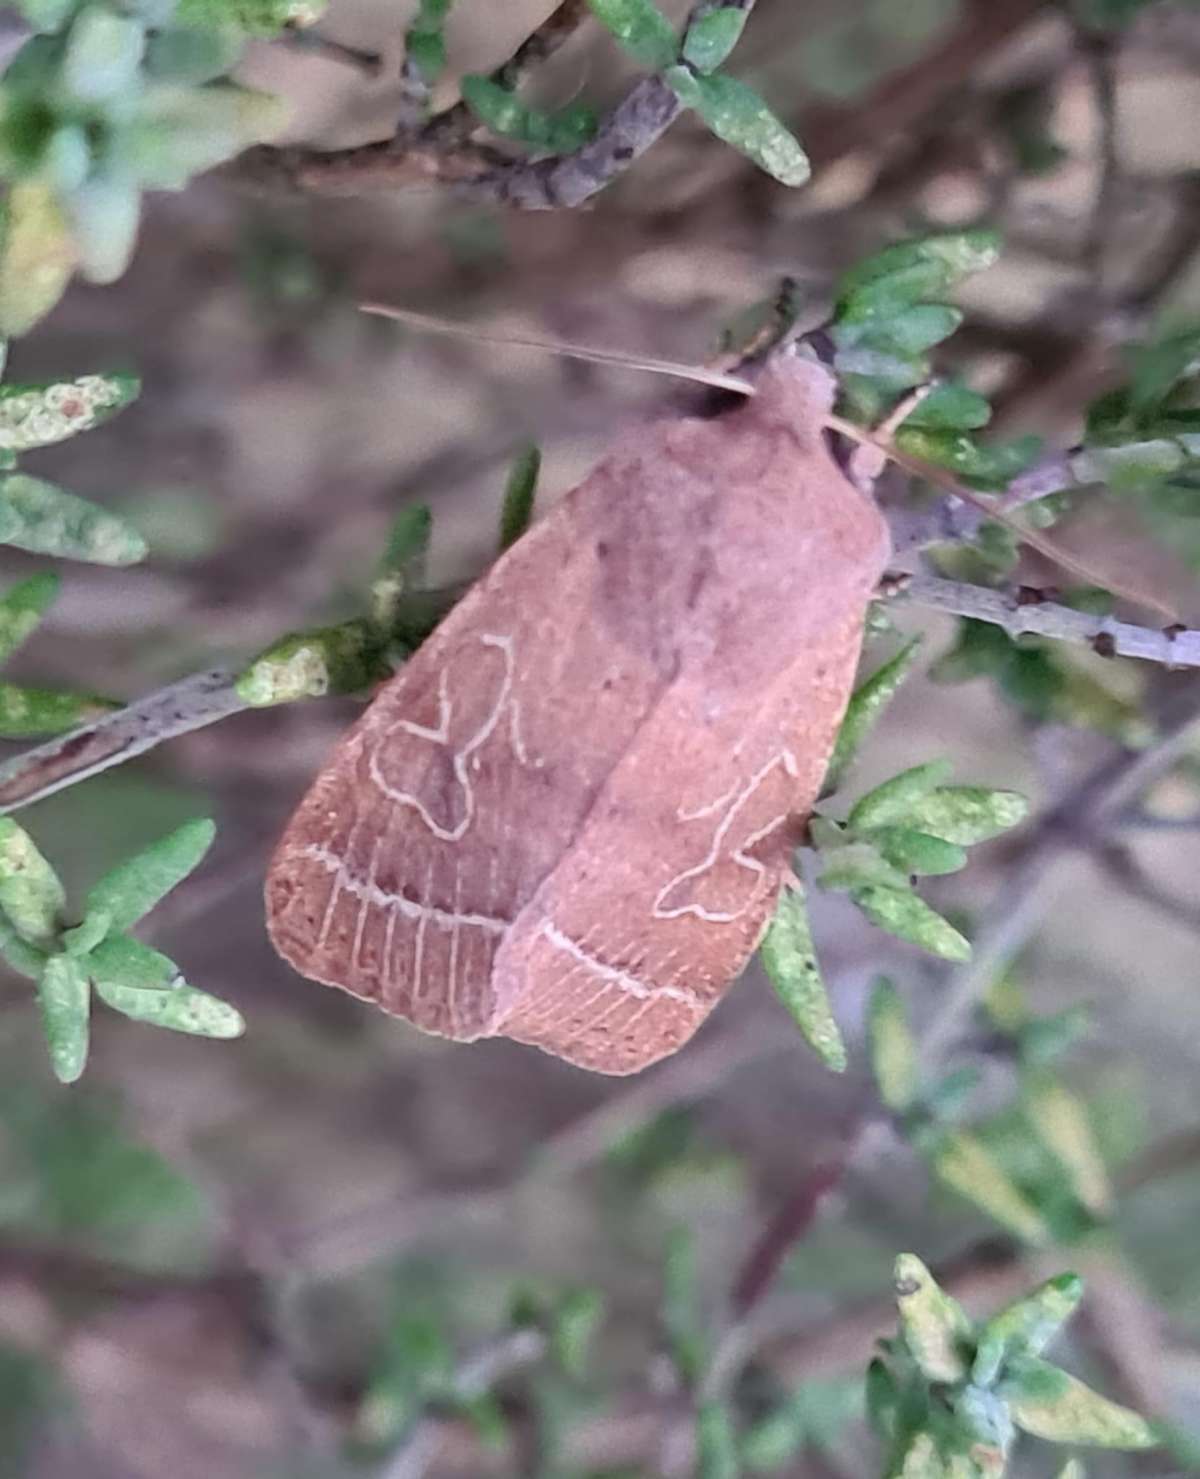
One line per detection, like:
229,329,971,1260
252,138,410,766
265,352,890,1074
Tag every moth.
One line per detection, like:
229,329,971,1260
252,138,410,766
265,345,890,1074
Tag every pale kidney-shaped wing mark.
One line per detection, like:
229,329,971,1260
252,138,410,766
652,751,799,924
367,632,536,841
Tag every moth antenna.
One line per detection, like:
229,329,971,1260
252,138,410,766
825,412,1179,622
361,303,756,395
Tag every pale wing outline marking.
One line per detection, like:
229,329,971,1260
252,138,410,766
652,750,799,924
367,632,538,841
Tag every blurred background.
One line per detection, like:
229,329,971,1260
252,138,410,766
2,0,1200,1473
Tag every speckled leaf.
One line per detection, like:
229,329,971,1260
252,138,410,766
867,827,968,877
759,885,846,1070
826,637,922,793
498,444,540,551
0,474,147,564
894,787,1029,846
682,7,748,72
665,69,811,185
934,1132,1051,1245
901,384,992,431
848,761,953,832
869,977,919,1113
894,1253,972,1383
818,840,911,893
1001,1357,1157,1449
0,182,77,337
588,0,678,69
85,932,174,989
0,818,64,945
1025,1076,1112,1217
38,953,90,1083
837,231,1002,307
0,573,59,662
84,818,215,934
0,372,140,452
850,883,971,962
972,1273,1084,1387
0,683,119,738
95,975,245,1038
550,1288,604,1380
236,618,388,704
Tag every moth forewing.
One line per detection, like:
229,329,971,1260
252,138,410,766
265,355,890,1073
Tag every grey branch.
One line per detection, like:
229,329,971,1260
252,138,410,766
0,668,248,814
896,573,1200,668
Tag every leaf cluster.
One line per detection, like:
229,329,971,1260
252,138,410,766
0,814,242,1082
0,0,293,334
830,231,1041,489
758,640,1028,1073
0,353,146,564
871,1255,1157,1475
455,1,809,183
867,979,1114,1249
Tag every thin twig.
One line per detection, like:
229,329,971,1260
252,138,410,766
0,668,248,814
895,573,1200,668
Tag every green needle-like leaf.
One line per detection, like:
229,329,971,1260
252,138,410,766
588,0,678,69
1024,1075,1112,1218
848,761,953,832
894,1253,972,1383
550,1288,604,1380
0,684,119,739
0,914,49,979
498,444,540,552
759,885,846,1070
850,883,971,962
826,637,922,794
461,77,596,152
0,182,77,338
0,474,147,564
866,827,968,877
38,953,90,1083
95,975,245,1038
933,1132,1052,1244
0,573,60,663
681,7,748,72
1001,1357,1157,1449
890,787,1029,846
972,1273,1084,1387
0,819,65,946
665,69,811,185
83,818,216,934
86,932,175,989
868,977,919,1114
